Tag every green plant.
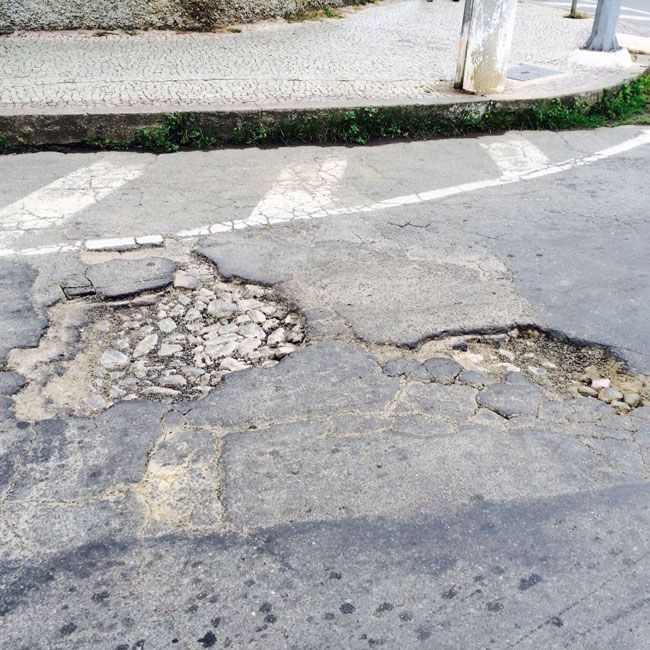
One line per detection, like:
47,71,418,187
225,74,649,148
1,73,647,154
322,7,343,18
130,113,216,152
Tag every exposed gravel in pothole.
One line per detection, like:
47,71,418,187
9,265,306,420
380,327,648,414
93,271,305,403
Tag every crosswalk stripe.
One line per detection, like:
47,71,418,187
0,156,149,249
480,136,551,179
1,130,649,257
244,156,348,227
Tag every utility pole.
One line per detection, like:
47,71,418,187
455,0,518,94
585,0,623,51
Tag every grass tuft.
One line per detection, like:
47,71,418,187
1,74,648,154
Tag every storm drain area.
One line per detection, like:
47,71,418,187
9,265,305,420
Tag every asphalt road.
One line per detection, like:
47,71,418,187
0,126,649,648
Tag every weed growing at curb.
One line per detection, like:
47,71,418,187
0,74,648,154
230,75,650,146
285,7,343,22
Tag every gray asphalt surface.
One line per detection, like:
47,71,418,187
0,126,649,649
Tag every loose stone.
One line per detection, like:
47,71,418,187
623,392,641,408
238,298,264,312
159,374,187,388
237,337,262,357
261,304,277,317
245,284,266,298
197,287,216,300
219,323,239,334
206,340,239,359
597,387,624,404
207,300,237,318
239,323,266,339
577,385,599,398
220,357,249,371
275,344,297,358
611,400,632,413
158,318,177,334
247,309,266,324
133,334,158,358
158,343,183,357
184,307,202,321
592,378,611,390
286,328,304,344
183,366,205,378
267,327,286,347
174,270,202,290
101,349,130,370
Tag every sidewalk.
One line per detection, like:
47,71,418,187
0,0,647,148
1,1,647,113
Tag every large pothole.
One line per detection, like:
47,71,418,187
380,328,648,414
9,263,306,421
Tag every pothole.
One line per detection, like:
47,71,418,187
9,263,306,421
380,327,648,413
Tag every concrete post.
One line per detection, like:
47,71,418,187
455,0,518,95
585,0,622,52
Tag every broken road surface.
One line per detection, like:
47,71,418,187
0,127,649,648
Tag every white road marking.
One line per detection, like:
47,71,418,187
176,156,348,238
0,156,148,250
322,130,650,216
480,136,551,179
1,130,649,258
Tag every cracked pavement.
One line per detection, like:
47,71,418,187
0,125,649,648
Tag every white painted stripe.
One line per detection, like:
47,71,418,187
0,156,149,250
243,156,348,228
0,130,648,258
86,237,137,252
480,136,551,179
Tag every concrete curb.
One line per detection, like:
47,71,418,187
0,67,648,150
